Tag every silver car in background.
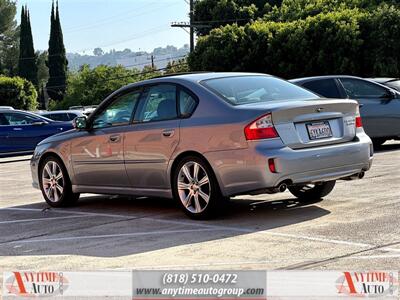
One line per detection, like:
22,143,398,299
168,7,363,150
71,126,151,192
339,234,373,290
30,73,373,219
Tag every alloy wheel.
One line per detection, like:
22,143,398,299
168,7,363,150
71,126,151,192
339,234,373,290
177,161,211,214
42,161,64,203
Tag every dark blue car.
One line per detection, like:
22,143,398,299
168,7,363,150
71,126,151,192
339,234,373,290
0,109,73,156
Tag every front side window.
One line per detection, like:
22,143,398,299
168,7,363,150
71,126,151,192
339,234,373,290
302,79,343,99
202,76,319,106
136,84,177,122
340,78,388,98
3,112,41,125
92,91,141,129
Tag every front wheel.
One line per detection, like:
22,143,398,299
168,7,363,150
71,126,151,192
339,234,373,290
288,181,336,203
39,156,80,207
172,156,224,219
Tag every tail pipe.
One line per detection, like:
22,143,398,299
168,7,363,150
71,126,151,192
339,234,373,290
343,171,365,181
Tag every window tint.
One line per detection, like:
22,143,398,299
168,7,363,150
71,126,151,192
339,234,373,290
3,112,40,125
92,91,141,129
202,76,319,105
136,84,177,122
384,80,400,92
179,89,197,116
67,113,78,120
340,78,388,98
0,114,9,125
302,79,342,98
46,113,69,121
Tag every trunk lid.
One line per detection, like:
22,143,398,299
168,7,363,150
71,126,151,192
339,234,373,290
243,99,359,149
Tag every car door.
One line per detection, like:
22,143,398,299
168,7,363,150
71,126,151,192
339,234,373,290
124,84,180,190
2,112,56,151
0,113,14,153
339,78,400,138
70,89,141,188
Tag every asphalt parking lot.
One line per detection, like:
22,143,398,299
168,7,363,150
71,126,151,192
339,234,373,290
0,142,399,285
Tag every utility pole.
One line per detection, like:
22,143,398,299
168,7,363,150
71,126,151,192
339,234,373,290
171,0,210,53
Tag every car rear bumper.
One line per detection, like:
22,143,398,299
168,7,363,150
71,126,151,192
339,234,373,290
204,133,373,197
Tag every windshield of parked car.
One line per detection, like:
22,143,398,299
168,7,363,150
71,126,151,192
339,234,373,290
202,76,320,105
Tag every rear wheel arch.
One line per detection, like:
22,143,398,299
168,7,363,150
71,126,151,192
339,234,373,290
169,151,223,194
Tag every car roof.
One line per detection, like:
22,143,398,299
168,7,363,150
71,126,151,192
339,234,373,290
41,110,83,114
290,75,362,83
368,77,400,83
122,72,271,89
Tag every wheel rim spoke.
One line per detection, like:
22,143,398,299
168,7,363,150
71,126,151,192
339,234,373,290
182,165,192,182
193,194,201,213
193,163,199,181
198,176,209,187
178,182,190,190
184,192,193,208
44,164,53,177
198,189,210,204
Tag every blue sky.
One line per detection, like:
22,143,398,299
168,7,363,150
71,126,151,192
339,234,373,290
16,0,189,54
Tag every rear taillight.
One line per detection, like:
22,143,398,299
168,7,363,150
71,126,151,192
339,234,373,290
244,113,279,140
355,106,363,128
356,116,363,128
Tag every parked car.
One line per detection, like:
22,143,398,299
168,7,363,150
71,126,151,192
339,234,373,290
39,110,85,122
31,73,373,219
68,105,98,116
368,78,400,92
0,109,73,156
290,75,400,147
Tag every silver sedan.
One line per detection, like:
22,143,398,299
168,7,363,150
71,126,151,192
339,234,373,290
30,73,373,219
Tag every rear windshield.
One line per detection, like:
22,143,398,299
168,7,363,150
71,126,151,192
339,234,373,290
202,76,319,105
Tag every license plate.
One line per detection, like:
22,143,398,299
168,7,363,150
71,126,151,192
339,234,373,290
306,121,332,140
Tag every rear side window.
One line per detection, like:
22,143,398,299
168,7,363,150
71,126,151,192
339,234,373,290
340,78,388,98
179,89,197,116
302,79,343,98
202,76,319,105
3,112,40,125
136,84,177,122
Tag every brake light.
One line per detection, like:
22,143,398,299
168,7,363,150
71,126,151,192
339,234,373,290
355,116,362,128
244,113,279,140
268,158,277,173
355,106,363,128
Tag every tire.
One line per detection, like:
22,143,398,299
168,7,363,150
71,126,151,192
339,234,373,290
372,138,386,149
172,156,224,219
39,156,80,207
288,181,336,203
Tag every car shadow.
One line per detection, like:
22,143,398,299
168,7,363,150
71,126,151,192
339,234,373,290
0,194,329,258
374,141,400,153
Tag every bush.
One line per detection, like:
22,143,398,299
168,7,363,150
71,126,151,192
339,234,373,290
189,4,400,78
189,10,364,78
0,76,38,110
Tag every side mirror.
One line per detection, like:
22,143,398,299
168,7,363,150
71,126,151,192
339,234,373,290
32,121,48,126
73,116,88,130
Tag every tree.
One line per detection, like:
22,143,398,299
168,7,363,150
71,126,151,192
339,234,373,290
37,51,49,86
38,84,48,110
46,1,68,101
0,76,38,110
0,0,19,76
18,5,38,88
57,65,161,109
165,59,190,74
193,0,278,36
93,47,104,56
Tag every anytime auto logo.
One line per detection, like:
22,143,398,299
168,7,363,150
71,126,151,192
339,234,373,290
336,271,398,297
5,271,69,297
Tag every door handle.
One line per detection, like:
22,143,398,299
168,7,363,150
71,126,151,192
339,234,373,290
109,134,121,143
162,129,175,137
13,128,22,131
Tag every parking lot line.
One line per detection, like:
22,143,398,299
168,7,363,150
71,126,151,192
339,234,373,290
0,215,90,224
2,207,400,254
6,228,223,244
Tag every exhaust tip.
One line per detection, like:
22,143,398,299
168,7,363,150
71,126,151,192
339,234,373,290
278,183,287,193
